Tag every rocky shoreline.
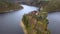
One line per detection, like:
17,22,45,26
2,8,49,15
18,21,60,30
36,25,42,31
22,11,50,34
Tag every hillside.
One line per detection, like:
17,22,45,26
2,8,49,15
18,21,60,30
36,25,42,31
0,1,23,13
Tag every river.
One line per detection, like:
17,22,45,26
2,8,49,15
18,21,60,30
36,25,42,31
0,4,60,34
0,5,38,34
47,12,60,34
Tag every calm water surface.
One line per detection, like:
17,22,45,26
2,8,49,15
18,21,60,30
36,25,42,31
0,4,60,34
0,5,38,34
47,12,60,34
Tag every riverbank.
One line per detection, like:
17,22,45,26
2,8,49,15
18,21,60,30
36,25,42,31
41,0,60,13
20,21,28,34
0,1,23,13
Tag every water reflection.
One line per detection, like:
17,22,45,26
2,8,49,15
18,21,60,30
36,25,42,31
0,4,38,34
